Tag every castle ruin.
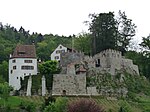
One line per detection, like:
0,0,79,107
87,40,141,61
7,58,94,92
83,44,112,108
52,49,139,95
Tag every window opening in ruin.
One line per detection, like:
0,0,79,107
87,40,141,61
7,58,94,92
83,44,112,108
95,59,100,67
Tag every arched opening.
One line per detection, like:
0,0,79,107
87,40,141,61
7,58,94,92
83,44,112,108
62,90,66,96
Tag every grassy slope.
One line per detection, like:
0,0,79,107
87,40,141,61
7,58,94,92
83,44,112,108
0,95,150,112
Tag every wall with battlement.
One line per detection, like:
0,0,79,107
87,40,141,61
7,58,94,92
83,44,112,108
52,49,140,96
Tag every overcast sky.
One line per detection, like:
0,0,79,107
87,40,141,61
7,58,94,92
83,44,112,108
0,0,150,42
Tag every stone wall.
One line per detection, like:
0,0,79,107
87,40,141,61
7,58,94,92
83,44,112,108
52,49,139,96
84,49,139,75
52,74,86,95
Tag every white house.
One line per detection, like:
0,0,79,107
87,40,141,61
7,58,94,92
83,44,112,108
51,44,77,61
9,45,38,90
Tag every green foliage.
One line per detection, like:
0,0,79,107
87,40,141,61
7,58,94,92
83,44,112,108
39,60,60,90
0,82,12,107
0,82,11,101
0,76,5,83
20,101,36,112
0,61,9,82
44,97,68,112
87,11,136,55
140,35,150,50
88,12,118,55
117,11,137,54
125,51,150,79
74,32,92,55
124,73,150,95
118,100,132,112
39,60,60,75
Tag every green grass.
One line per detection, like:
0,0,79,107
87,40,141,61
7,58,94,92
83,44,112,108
0,96,22,107
0,96,45,111
0,95,149,112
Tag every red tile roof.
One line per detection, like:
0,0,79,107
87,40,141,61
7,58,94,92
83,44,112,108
11,45,36,58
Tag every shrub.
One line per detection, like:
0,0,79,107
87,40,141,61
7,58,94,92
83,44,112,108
45,96,56,106
44,97,68,112
67,98,104,112
118,100,132,112
19,101,36,112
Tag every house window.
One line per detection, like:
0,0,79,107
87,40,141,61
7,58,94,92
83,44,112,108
24,60,32,63
13,66,16,70
61,50,65,53
55,56,59,60
12,59,16,63
21,66,34,70
56,50,60,54
11,70,13,74
60,46,62,49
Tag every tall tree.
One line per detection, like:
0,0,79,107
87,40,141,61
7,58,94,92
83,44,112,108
139,35,150,79
87,11,136,55
88,12,118,55
140,35,150,51
117,11,137,54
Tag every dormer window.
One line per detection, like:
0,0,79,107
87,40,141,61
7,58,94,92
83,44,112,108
18,51,25,56
60,46,62,49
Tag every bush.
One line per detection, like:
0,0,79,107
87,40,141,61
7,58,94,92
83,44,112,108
67,98,104,112
19,101,36,112
44,97,68,112
118,100,132,112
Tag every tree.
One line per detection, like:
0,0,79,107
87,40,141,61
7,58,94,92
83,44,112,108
117,11,137,54
74,32,92,55
139,35,150,79
0,61,9,82
140,35,150,50
0,82,11,107
38,60,60,90
88,12,118,55
44,97,68,112
87,11,136,55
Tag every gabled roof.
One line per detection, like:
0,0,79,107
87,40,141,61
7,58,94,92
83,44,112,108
11,44,36,58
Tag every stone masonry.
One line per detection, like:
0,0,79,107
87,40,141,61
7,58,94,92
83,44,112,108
52,49,139,95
